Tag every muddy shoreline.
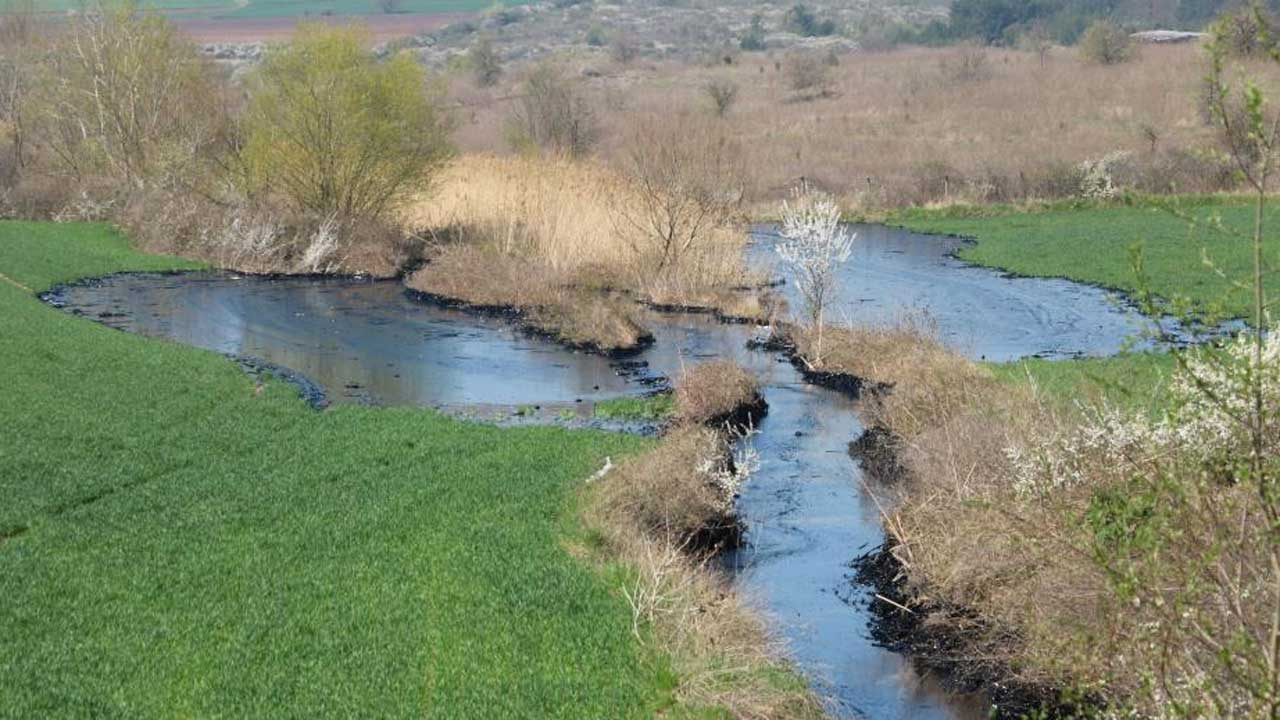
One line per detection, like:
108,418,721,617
404,288,658,358
852,544,1092,719
884,223,1248,342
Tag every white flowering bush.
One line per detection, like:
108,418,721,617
697,429,760,507
299,213,342,274
1078,150,1133,200
202,211,281,271
775,188,855,366
1008,330,1280,496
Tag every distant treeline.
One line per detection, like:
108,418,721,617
901,0,1280,45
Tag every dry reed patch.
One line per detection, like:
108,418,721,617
403,154,762,348
404,154,753,302
674,360,765,429
406,244,650,352
581,427,822,718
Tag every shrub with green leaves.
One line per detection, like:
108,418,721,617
241,25,453,221
1077,19,1134,65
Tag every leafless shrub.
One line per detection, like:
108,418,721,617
299,214,341,274
52,191,115,223
610,35,640,64
785,51,832,99
612,114,747,298
201,209,284,273
468,36,502,87
703,78,739,117
938,46,991,84
509,61,599,157
674,360,761,427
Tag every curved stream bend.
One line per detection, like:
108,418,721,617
49,226,1161,719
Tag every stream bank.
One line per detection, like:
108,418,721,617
45,224,1172,719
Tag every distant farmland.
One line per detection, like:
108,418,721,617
33,0,526,20
30,0,528,42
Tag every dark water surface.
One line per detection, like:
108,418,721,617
51,225,1152,719
751,223,1156,361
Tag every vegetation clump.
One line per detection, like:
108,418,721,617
1077,18,1136,65
404,153,761,352
674,360,765,429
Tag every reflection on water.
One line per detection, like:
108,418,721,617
751,223,1156,362
56,274,633,407
53,224,1151,719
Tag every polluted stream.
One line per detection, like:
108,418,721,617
48,225,1163,719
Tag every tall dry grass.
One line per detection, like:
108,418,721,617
404,154,766,350
815,320,1280,715
405,154,752,303
808,322,1119,698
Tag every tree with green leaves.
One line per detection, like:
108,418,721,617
1078,18,1136,63
241,25,453,221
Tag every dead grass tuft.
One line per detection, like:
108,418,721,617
791,318,992,438
406,244,650,352
674,360,764,429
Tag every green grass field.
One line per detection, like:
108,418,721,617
896,198,1268,410
898,197,1280,321
0,222,692,718
987,352,1175,415
594,393,675,422
33,0,523,18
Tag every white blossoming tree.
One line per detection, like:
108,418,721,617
775,188,855,367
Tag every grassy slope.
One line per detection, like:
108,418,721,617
899,198,1280,321
0,222,678,718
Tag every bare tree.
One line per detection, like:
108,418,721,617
469,36,502,87
774,188,854,367
613,115,745,285
40,3,220,188
0,0,41,176
786,51,832,99
703,79,738,118
509,61,598,157
376,0,402,13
